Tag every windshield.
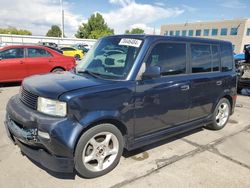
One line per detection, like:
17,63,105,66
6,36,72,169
76,37,143,80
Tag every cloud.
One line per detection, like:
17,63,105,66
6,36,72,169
103,1,184,34
0,0,85,37
181,5,197,12
154,2,165,7
221,0,246,9
109,0,134,7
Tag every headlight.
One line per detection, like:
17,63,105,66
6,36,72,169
37,97,67,117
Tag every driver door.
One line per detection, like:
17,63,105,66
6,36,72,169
134,42,191,137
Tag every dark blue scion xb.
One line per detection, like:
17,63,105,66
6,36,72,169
5,35,237,178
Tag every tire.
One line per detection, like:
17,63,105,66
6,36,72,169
74,124,124,178
206,98,231,130
74,54,81,61
51,68,64,73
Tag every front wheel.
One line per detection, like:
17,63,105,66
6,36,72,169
74,124,123,178
206,98,231,130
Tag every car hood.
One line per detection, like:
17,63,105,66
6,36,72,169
22,71,110,99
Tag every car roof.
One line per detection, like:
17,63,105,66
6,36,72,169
61,46,77,49
1,45,50,49
105,34,232,45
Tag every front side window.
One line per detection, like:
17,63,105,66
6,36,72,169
221,43,233,72
0,48,24,59
191,44,212,73
169,31,174,36
204,29,209,36
27,48,51,58
196,30,201,36
212,29,218,36
146,43,186,76
61,47,75,51
76,37,142,80
230,28,238,35
164,31,168,36
221,28,228,36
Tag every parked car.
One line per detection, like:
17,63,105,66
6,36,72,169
43,45,63,54
237,64,250,92
60,46,84,60
234,53,250,92
5,35,236,178
0,45,76,83
72,44,89,53
74,43,92,50
38,42,58,48
234,53,245,76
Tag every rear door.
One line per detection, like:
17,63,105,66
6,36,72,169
24,47,54,76
188,43,224,121
0,47,26,82
134,42,191,137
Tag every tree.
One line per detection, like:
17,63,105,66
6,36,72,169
75,13,114,39
0,27,32,35
46,25,62,37
125,28,144,34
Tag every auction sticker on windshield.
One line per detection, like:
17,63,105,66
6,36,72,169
119,38,142,48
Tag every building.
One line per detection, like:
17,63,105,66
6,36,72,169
161,18,250,54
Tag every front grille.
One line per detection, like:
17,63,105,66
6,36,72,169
20,87,38,110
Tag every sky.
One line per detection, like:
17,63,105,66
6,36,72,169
0,0,249,37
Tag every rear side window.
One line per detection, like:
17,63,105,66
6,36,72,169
61,47,75,51
221,44,233,72
211,45,220,71
27,48,51,58
146,43,186,76
191,44,211,73
0,48,24,59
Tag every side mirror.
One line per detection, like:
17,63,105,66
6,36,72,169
142,66,161,79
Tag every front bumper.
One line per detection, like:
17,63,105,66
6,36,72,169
5,95,84,173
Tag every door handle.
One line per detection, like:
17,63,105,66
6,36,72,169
180,85,190,91
20,61,24,64
216,80,222,86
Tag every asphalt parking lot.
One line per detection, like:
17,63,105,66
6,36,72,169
0,85,250,188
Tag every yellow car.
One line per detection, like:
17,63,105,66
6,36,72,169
60,47,84,60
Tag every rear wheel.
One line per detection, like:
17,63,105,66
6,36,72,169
206,98,231,130
74,124,123,178
51,68,64,73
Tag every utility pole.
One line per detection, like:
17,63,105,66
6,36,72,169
60,0,64,38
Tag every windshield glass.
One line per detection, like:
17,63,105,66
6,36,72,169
76,37,143,80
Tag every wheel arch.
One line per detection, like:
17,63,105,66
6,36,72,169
74,118,128,153
222,95,233,113
51,66,66,72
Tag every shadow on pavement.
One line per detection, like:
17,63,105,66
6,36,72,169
123,127,203,158
22,127,203,180
0,82,21,88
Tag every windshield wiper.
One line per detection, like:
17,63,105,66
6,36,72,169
77,70,100,78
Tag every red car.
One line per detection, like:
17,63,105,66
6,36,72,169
0,45,76,83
